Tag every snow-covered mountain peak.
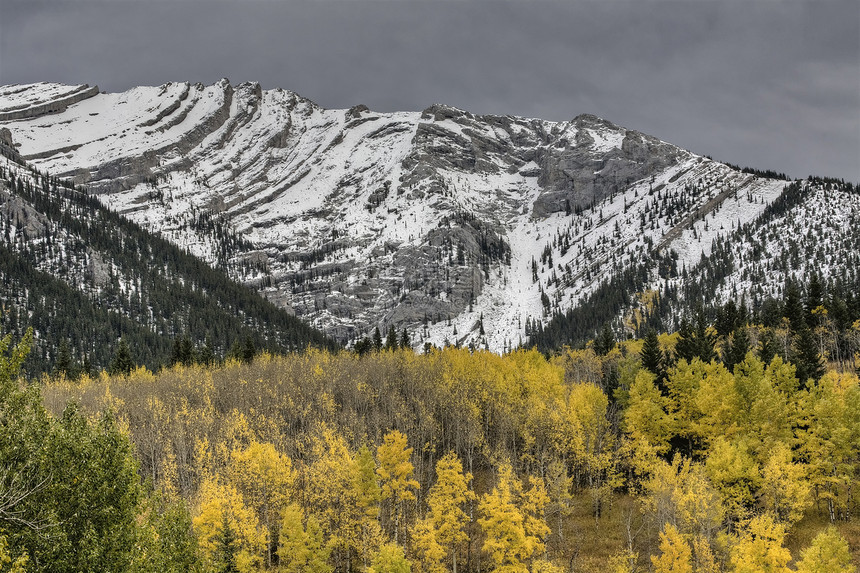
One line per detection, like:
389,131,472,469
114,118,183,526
2,80,838,351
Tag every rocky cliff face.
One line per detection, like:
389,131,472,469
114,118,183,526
0,80,794,349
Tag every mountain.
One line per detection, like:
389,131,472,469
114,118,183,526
0,128,334,375
1,81,856,352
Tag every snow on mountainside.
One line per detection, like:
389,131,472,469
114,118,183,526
0,80,844,350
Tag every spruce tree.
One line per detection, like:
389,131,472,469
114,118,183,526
758,329,777,365
805,272,824,328
723,327,750,372
693,307,717,362
241,336,256,364
354,337,372,356
674,318,697,363
783,280,805,333
715,300,738,338
54,338,75,379
198,335,216,366
109,338,135,376
641,328,667,392
226,339,244,362
594,324,616,356
372,327,383,352
792,327,824,388
215,510,239,573
385,325,398,351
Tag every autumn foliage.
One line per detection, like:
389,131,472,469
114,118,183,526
20,340,859,572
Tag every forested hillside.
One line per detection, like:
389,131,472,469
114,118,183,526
5,283,851,573
0,141,335,375
531,177,860,352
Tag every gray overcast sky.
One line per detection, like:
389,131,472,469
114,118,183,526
1,0,858,181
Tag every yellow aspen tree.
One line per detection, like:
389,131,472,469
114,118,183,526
607,550,638,573
478,462,529,573
193,476,267,573
691,535,719,573
216,410,256,468
650,524,693,573
412,518,446,573
161,445,180,498
521,475,551,560
228,440,296,567
729,514,791,573
623,370,673,461
352,444,384,569
305,426,360,571
798,371,860,522
279,503,332,573
763,355,800,397
531,559,564,573
413,452,475,573
0,534,28,573
664,359,711,456
759,443,810,525
376,430,419,543
544,459,572,546
368,542,412,573
704,437,761,524
644,456,724,543
795,526,854,573
730,356,793,462
354,444,382,519
478,462,548,573
554,382,619,518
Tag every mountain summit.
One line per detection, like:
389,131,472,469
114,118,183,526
1,81,856,351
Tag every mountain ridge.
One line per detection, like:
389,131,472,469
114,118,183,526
0,80,854,352
0,130,335,375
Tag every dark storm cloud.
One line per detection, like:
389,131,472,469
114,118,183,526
0,0,857,181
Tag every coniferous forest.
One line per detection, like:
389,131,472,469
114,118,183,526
0,153,336,377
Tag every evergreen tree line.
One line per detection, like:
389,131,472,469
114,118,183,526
529,178,859,361
0,158,335,376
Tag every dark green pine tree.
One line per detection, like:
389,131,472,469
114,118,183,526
640,328,668,392
354,337,372,356
226,339,244,363
675,307,716,363
169,334,196,367
737,298,749,328
674,317,698,363
805,271,825,328
758,329,777,365
758,297,783,328
715,300,738,338
241,336,256,364
108,338,135,376
692,307,717,363
82,353,94,379
792,327,824,388
372,327,383,352
722,327,750,373
198,335,216,366
783,280,805,333
385,325,398,351
215,510,239,573
593,324,616,356
399,329,410,350
54,338,76,379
